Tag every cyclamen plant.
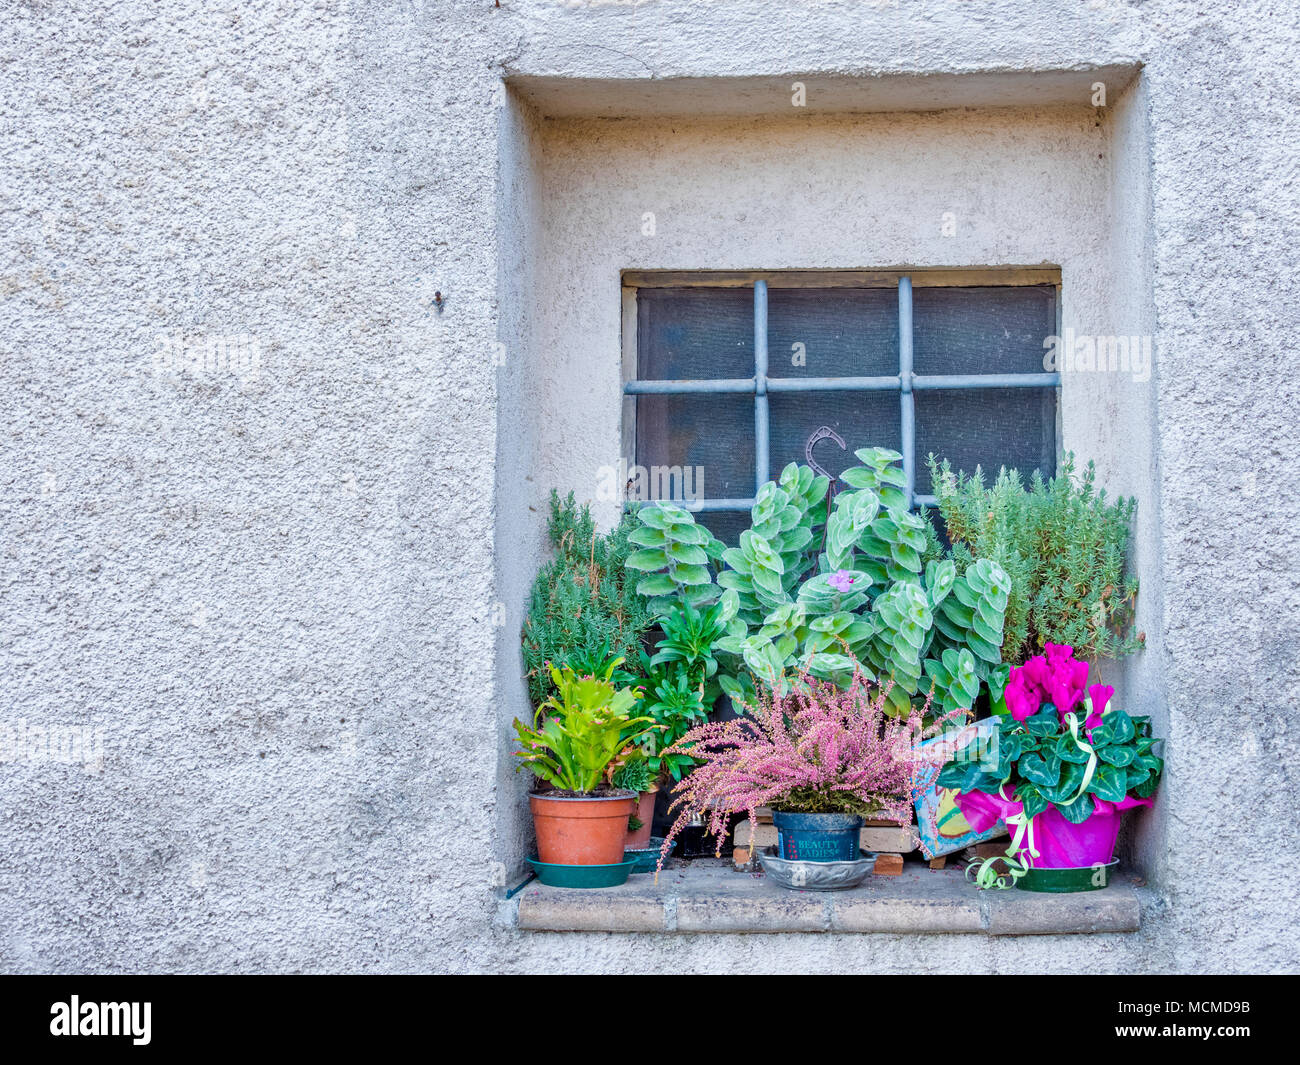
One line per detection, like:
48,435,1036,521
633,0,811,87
938,644,1163,827
656,665,959,873
1004,642,1104,726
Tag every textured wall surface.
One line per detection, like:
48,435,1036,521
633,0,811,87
2,0,1297,973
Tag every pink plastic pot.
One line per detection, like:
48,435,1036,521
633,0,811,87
954,790,1152,868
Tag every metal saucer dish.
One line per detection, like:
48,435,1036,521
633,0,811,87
756,846,878,891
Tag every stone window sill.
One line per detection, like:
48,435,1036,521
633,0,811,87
506,859,1143,935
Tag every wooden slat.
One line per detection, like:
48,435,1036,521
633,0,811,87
620,267,1061,289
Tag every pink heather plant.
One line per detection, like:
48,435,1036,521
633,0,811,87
656,666,961,874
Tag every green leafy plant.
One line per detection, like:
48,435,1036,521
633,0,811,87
625,502,724,614
557,641,640,690
928,453,1140,664
612,757,652,795
513,660,659,794
717,465,829,628
706,451,1008,716
649,596,726,688
638,667,710,782
619,449,1019,720
827,447,941,584
522,491,655,707
636,597,732,782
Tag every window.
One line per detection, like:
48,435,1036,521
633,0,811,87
622,272,1060,541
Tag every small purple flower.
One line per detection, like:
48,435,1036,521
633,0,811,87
828,570,857,593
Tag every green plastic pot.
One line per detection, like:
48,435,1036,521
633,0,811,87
1016,859,1118,893
624,837,668,875
526,855,636,888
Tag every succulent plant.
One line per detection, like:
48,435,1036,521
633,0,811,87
624,449,1012,718
625,502,722,614
716,464,829,628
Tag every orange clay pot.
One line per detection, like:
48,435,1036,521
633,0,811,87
530,792,636,866
624,788,659,850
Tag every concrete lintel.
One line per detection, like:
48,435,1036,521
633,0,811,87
507,68,1140,120
514,861,1142,935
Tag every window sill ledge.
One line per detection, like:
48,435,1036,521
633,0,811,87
508,859,1142,936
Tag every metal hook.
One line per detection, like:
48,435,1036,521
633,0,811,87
805,425,846,481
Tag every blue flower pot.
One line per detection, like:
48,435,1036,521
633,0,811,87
772,811,864,862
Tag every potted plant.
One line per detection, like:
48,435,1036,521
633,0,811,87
937,644,1163,891
522,491,654,709
513,660,660,870
611,757,656,850
655,664,956,879
627,596,731,855
627,451,1015,725
927,453,1141,665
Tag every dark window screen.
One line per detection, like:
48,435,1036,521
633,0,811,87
633,393,755,500
913,285,1056,375
769,392,901,480
632,282,1058,525
915,388,1056,482
912,284,1057,481
768,288,899,378
637,287,753,380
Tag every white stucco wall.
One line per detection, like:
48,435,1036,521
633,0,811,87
3,0,1297,973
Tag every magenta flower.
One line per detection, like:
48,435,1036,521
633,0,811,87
1005,672,1041,722
1005,645,1093,723
828,570,857,593
1084,683,1113,730
1020,655,1051,691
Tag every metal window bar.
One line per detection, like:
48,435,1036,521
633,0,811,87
624,276,1061,513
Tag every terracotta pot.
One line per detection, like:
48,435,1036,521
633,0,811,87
624,788,658,850
530,791,636,866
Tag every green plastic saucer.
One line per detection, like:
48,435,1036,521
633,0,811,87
526,855,636,888
1016,859,1119,893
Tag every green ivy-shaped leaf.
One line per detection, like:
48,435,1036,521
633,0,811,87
1023,710,1061,738
1055,732,1093,763
1053,794,1096,824
1095,744,1135,767
1091,709,1136,746
1019,751,1063,788
1041,759,1088,803
1019,785,1050,821
1088,762,1129,804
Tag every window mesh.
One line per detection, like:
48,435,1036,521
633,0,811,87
768,288,899,378
637,287,753,380
913,285,1056,376
631,281,1059,521
633,394,755,500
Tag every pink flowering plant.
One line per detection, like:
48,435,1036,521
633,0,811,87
657,664,959,870
937,644,1163,825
